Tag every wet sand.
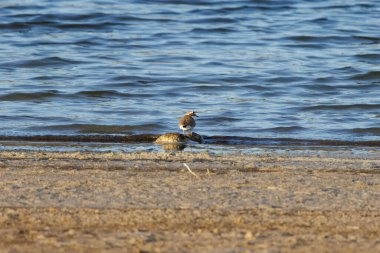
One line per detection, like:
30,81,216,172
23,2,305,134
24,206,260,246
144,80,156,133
0,150,379,252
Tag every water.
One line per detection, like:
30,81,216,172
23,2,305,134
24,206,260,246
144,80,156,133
1,140,380,159
1,0,380,142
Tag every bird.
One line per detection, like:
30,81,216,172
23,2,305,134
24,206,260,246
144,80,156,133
178,111,198,135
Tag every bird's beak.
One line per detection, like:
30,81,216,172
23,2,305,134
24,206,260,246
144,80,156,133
194,114,198,117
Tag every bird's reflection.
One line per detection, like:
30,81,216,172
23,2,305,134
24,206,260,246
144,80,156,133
159,143,187,151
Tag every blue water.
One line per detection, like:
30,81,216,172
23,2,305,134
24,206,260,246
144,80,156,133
1,0,380,141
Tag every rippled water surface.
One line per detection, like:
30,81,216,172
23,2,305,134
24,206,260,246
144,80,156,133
1,0,380,141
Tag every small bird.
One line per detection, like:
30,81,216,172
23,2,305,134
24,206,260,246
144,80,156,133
178,111,198,135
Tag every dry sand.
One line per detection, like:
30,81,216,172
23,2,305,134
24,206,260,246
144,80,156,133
0,150,379,253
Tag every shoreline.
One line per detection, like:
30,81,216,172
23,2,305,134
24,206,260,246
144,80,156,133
0,150,379,252
0,134,380,147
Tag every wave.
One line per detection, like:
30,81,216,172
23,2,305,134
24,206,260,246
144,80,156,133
354,54,380,62
300,104,380,111
0,21,122,30
27,124,165,134
190,27,237,34
256,126,306,133
1,57,83,68
75,90,128,98
350,71,380,81
285,35,349,43
0,91,60,101
351,128,380,135
184,17,238,24
0,90,153,101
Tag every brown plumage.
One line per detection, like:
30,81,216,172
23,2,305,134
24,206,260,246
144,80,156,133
178,111,198,134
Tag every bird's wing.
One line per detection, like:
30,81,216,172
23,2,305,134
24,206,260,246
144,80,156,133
179,115,193,127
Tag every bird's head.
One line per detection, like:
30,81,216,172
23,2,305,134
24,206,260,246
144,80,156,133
186,111,198,117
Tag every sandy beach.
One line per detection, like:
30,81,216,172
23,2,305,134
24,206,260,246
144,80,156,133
0,150,379,252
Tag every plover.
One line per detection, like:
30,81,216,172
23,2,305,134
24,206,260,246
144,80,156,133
178,111,198,134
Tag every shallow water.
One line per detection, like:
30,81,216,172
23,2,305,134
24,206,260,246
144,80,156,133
1,1,380,141
1,140,380,159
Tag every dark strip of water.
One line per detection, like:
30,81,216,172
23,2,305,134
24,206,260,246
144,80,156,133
0,135,379,148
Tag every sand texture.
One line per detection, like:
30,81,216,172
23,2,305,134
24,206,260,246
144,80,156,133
0,150,379,252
